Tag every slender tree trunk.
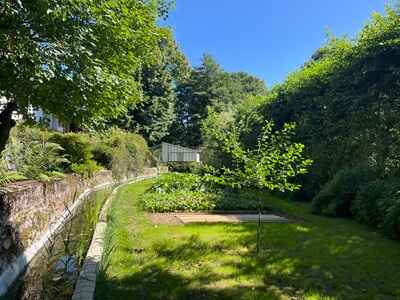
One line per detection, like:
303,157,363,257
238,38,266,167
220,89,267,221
256,200,261,255
0,101,18,152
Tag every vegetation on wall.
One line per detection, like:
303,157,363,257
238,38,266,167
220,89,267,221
0,126,154,184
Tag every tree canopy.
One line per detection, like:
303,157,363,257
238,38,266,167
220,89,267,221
167,54,267,147
0,0,171,148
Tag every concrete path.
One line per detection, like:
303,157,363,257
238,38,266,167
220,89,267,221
149,213,289,224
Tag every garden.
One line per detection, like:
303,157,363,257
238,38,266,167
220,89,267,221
96,176,400,300
1,1,400,300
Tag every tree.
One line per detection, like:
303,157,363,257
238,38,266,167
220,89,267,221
110,32,189,146
168,54,267,147
0,0,172,150
203,110,312,253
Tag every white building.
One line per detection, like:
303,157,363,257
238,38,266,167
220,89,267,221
155,142,201,163
0,97,65,132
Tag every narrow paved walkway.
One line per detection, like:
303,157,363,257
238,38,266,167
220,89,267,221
148,213,289,224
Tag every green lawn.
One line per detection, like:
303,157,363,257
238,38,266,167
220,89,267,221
95,179,400,300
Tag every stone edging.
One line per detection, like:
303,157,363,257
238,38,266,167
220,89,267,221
0,182,111,297
0,170,159,297
71,174,158,300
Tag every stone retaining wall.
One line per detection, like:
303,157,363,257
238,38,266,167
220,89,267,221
0,170,113,274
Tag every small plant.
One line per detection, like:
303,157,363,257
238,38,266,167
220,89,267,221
2,127,69,181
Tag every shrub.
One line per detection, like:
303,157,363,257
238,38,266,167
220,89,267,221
353,178,400,239
71,161,102,178
49,133,93,171
379,192,400,239
2,126,69,181
142,191,217,212
352,180,387,227
311,166,377,217
167,162,201,173
149,173,203,193
91,143,113,169
141,174,272,213
141,189,271,213
100,129,154,179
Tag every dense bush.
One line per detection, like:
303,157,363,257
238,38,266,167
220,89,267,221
379,193,400,239
352,178,400,239
98,129,155,180
0,125,153,183
149,172,203,193
231,7,400,201
91,143,113,169
141,173,272,212
311,166,377,217
49,132,101,177
1,126,68,181
166,161,201,173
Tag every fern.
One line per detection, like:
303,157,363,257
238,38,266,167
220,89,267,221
2,128,69,181
0,170,26,186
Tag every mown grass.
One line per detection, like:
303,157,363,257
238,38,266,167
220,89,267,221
95,179,400,300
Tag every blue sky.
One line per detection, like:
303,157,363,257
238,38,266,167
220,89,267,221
164,1,388,87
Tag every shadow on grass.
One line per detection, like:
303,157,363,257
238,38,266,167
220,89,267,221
96,262,280,300
96,222,400,300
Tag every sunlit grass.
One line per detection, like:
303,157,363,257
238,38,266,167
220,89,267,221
95,179,400,300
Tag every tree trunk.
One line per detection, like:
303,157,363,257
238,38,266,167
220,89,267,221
0,102,18,152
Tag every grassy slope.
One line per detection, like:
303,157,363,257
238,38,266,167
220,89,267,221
95,179,400,300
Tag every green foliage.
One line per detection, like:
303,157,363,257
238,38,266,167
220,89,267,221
141,191,216,212
168,54,267,147
149,173,202,193
70,161,102,178
141,173,272,212
0,0,173,150
0,125,153,181
0,170,26,186
96,129,154,180
91,143,113,169
311,166,377,217
109,32,190,146
240,6,400,200
1,126,69,181
141,188,271,213
203,110,313,192
379,192,400,239
352,178,400,239
166,162,201,173
50,133,93,169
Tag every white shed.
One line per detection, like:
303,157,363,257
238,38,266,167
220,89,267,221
158,142,201,163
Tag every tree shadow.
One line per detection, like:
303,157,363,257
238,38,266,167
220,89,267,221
96,220,400,299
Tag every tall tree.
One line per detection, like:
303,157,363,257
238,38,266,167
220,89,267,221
168,54,267,147
0,0,171,150
110,32,189,146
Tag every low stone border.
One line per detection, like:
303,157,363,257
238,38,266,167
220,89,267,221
71,174,158,300
0,183,108,297
0,169,160,297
